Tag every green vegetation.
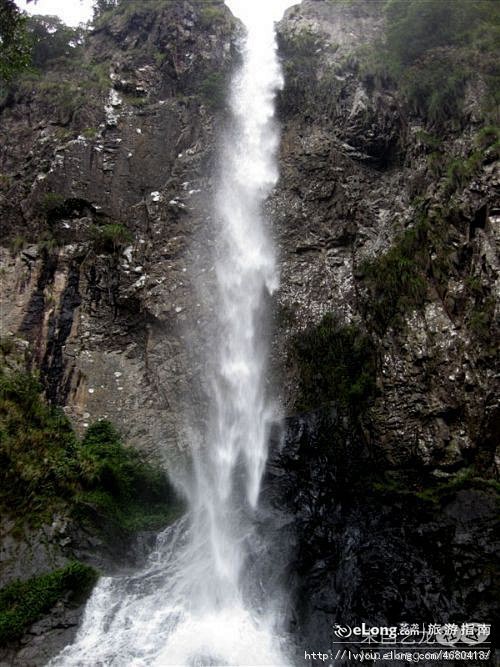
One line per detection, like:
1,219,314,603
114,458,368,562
123,94,147,107
0,367,179,532
476,124,500,150
0,338,15,356
76,421,179,533
198,4,227,30
199,72,227,110
401,49,468,125
81,127,100,140
92,0,165,28
278,29,326,116
358,0,500,124
27,15,84,70
0,561,97,646
0,0,31,83
91,223,132,253
371,467,500,507
424,126,498,192
360,220,429,333
293,313,377,415
9,236,28,254
12,76,87,119
39,192,66,218
468,296,496,341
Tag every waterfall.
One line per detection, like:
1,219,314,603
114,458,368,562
50,1,292,665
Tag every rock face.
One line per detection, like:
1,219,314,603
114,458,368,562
0,0,237,462
0,0,499,663
273,0,499,474
266,0,499,658
264,409,499,664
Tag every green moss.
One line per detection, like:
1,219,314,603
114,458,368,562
370,467,500,507
81,127,99,139
416,469,500,505
9,235,27,254
123,94,147,107
293,313,377,415
0,369,180,533
0,561,97,646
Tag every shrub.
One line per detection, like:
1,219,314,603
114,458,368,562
90,223,132,253
33,80,86,118
0,338,15,356
198,5,226,29
468,296,495,341
360,222,429,333
277,29,324,117
198,72,227,110
444,150,484,195
9,235,27,254
81,127,99,139
39,192,66,218
356,0,500,124
77,421,179,532
476,125,500,149
0,561,97,646
293,313,377,415
400,49,468,125
0,369,180,532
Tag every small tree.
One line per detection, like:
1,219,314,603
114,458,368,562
0,0,31,82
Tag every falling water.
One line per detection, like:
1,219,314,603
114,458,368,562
50,1,292,665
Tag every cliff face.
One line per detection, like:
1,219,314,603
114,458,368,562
266,0,499,657
274,0,498,474
0,0,499,663
1,0,237,461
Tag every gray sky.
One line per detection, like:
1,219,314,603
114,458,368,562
17,0,94,26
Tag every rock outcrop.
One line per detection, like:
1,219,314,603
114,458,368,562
1,0,237,461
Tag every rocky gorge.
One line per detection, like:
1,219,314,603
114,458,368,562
0,0,498,664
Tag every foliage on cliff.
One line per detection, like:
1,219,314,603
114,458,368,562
359,127,498,337
0,0,31,82
0,364,179,533
0,561,97,646
373,0,499,123
293,315,377,415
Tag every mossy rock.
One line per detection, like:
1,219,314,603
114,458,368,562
0,562,98,646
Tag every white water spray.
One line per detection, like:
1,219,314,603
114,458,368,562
50,2,293,665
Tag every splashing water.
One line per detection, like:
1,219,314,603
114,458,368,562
50,1,293,665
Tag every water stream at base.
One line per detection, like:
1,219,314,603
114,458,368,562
50,2,293,664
